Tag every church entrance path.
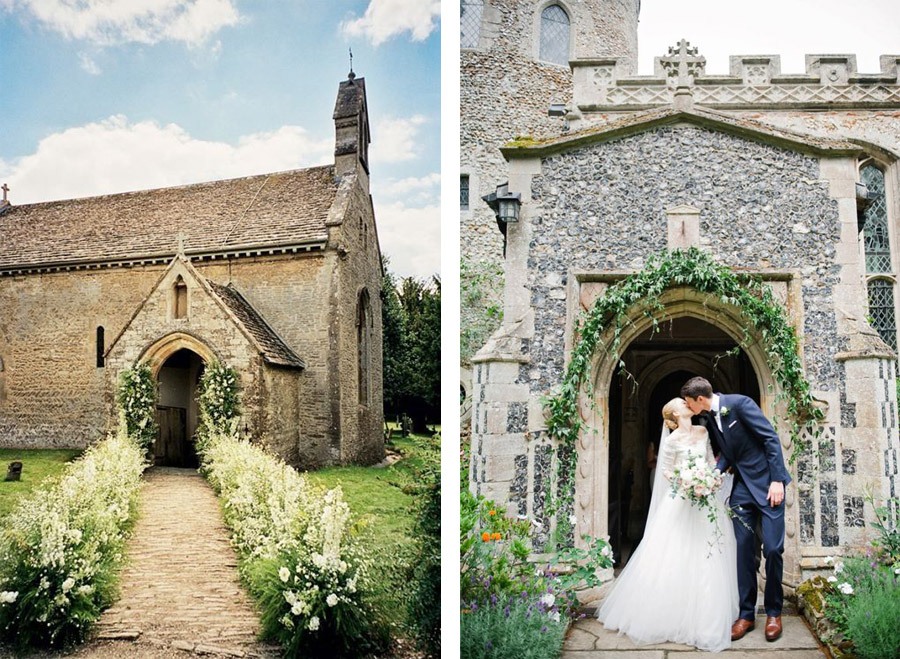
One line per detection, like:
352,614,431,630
563,606,826,658
86,467,279,658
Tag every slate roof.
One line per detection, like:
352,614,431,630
333,75,366,119
0,166,337,272
206,280,306,369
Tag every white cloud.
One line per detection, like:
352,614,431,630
3,115,333,204
374,199,440,279
370,115,427,163
376,172,440,206
5,0,240,46
341,0,439,46
78,51,101,74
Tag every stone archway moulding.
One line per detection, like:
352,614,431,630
139,332,218,379
573,288,783,560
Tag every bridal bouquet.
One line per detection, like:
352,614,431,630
668,454,725,527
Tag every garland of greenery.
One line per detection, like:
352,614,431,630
116,363,158,451
543,247,824,540
196,360,241,450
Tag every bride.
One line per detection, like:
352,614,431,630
597,397,739,652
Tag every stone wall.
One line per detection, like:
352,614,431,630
526,125,843,394
461,0,641,365
0,266,157,447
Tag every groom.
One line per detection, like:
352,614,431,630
680,376,792,643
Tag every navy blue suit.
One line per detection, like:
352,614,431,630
712,394,791,621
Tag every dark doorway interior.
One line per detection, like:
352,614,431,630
608,317,761,572
155,349,205,467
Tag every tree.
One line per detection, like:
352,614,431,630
381,260,441,432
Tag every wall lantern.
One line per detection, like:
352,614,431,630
482,182,521,224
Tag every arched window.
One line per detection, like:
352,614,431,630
868,278,897,350
96,326,105,368
461,0,484,49
357,290,372,405
540,4,570,66
861,164,891,274
174,275,188,319
860,162,897,350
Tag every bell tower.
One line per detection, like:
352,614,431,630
332,70,371,180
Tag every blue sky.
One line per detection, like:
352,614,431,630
0,0,440,279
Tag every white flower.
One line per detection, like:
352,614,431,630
568,514,577,525
0,591,17,604
279,567,291,583
308,615,320,631
894,567,900,575
838,582,854,595
827,576,837,583
62,578,75,593
326,593,339,607
540,593,555,608
834,562,845,574
549,611,561,622
291,602,303,616
601,544,612,557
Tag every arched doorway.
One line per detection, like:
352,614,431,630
155,348,205,467
607,316,761,568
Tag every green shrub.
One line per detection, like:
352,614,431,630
460,596,567,659
115,364,158,451
196,361,240,450
0,426,145,648
200,429,388,658
407,460,440,657
843,572,900,659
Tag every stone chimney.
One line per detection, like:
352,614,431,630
332,71,371,180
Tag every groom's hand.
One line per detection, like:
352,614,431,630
767,481,785,507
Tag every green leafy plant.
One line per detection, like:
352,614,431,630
543,247,824,541
460,595,568,659
842,577,900,659
200,426,388,658
0,425,146,649
196,360,240,449
407,453,441,657
115,363,158,451
461,257,504,364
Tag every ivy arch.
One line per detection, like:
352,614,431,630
544,248,824,541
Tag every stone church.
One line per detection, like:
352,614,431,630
462,0,900,589
0,72,384,470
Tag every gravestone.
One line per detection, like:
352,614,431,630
5,461,22,482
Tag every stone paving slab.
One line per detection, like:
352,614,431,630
564,614,825,657
92,467,280,658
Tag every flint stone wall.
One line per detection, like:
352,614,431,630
524,125,843,395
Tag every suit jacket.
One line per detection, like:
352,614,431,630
713,393,792,508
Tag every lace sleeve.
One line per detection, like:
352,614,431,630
705,430,715,465
656,431,678,482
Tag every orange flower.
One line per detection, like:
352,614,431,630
488,509,497,516
491,532,502,541
482,532,491,542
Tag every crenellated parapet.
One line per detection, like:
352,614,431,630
572,40,900,112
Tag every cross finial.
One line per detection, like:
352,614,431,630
659,39,706,87
1,184,8,203
348,47,355,80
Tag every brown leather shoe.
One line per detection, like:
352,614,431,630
765,615,783,642
731,618,755,641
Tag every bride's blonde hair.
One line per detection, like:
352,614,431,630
661,397,684,431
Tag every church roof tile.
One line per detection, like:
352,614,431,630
206,280,307,369
0,166,337,272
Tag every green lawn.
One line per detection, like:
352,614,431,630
0,449,82,519
304,431,439,637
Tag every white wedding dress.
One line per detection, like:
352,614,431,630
597,426,739,652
